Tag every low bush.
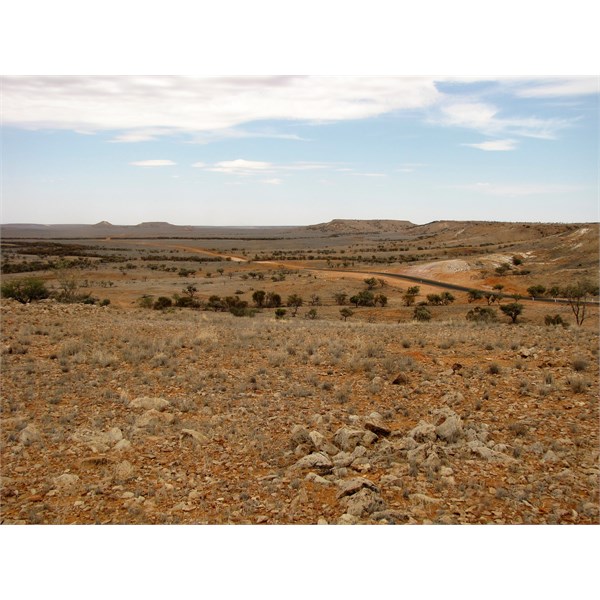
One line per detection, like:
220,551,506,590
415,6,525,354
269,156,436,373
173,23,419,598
1,278,49,303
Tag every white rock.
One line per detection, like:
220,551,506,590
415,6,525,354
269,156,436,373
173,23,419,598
19,424,41,445
53,473,80,493
293,452,333,471
113,439,131,452
337,513,359,525
435,415,463,442
114,460,135,482
407,421,437,443
333,427,365,452
344,488,385,517
181,429,210,445
130,396,170,411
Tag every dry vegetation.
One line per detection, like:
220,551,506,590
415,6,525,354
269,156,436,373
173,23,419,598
1,220,598,524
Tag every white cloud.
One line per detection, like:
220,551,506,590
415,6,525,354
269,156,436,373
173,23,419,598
514,78,598,98
452,182,586,197
357,172,386,177
207,159,272,174
129,159,176,167
262,178,283,185
189,128,309,144
111,131,160,143
1,76,441,138
195,159,337,175
463,139,517,151
439,101,571,140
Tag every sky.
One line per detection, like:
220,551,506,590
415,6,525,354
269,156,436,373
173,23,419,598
1,75,598,225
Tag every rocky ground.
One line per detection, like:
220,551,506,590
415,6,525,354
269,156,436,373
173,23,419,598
1,298,598,524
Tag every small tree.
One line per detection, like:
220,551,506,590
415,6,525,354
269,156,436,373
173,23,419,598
183,284,198,299
467,289,484,303
500,302,523,324
340,307,354,321
309,294,321,306
374,293,387,307
527,285,546,298
207,295,225,311
287,294,303,316
403,286,420,307
484,291,501,305
440,292,455,305
306,308,318,320
562,280,596,326
265,292,282,308
333,292,348,306
275,308,287,319
252,290,266,307
364,277,378,290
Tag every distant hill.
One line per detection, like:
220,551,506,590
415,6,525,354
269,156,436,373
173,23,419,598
306,219,415,233
0,221,297,239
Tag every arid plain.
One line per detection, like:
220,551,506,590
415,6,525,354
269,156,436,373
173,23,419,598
1,219,598,524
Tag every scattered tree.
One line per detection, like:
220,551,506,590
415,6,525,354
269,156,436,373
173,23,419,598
562,280,597,326
183,284,198,299
350,290,375,307
265,292,282,308
1,278,49,304
333,292,348,306
467,289,484,303
252,290,266,307
500,302,523,324
340,307,354,321
527,285,546,298
309,294,321,306
286,294,303,316
306,308,318,320
364,277,378,290
374,293,388,307
275,308,287,319
403,286,420,307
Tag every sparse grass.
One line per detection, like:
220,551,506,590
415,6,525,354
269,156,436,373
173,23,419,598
488,362,501,375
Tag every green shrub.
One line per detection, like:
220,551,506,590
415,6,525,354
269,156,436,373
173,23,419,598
153,296,173,310
544,314,567,327
466,306,497,323
138,295,154,309
413,306,431,322
175,296,200,308
1,278,49,303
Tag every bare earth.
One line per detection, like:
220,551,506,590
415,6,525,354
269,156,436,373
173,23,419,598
1,220,598,524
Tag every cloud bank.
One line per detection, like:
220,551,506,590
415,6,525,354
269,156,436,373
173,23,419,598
2,76,440,137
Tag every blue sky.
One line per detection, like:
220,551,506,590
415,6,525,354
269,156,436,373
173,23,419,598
1,76,598,225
